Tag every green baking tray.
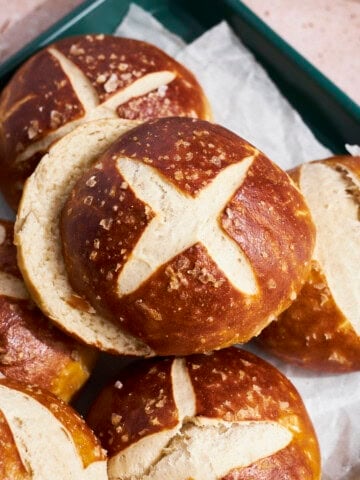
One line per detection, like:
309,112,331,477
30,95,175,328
0,0,359,153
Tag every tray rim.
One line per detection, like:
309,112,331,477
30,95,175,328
0,0,359,154
0,0,358,124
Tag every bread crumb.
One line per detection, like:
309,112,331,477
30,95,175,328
191,364,200,370
197,267,224,288
86,176,97,187
289,291,297,301
96,74,107,84
50,110,63,129
27,120,40,139
69,44,85,56
267,279,277,289
175,139,190,148
89,251,97,260
193,130,210,137
99,218,113,230
84,195,93,205
328,351,348,364
111,413,122,426
118,62,128,71
165,266,189,291
120,72,132,82
135,300,162,321
210,155,222,167
114,380,123,389
155,397,166,408
150,417,160,426
212,368,227,381
104,73,119,93
157,85,168,97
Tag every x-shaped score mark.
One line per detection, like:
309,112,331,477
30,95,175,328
116,155,258,297
14,48,175,164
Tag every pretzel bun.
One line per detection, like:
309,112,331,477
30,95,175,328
0,219,96,402
0,378,107,479
87,347,321,479
15,117,315,356
0,34,212,209
257,156,360,372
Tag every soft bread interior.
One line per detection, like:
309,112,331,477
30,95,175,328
300,162,360,333
109,358,292,480
116,156,258,296
0,385,107,480
15,119,153,355
48,48,99,111
128,420,291,480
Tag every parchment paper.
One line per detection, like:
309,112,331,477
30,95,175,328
0,4,358,478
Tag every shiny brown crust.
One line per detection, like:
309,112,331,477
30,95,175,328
0,378,106,469
186,349,320,477
56,35,209,115
222,444,315,480
61,117,315,355
87,347,320,478
0,219,97,401
258,156,360,372
86,358,178,452
0,34,211,209
0,50,84,209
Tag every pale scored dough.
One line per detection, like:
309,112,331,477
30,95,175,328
108,358,292,480
0,384,107,480
14,46,178,166
116,156,258,296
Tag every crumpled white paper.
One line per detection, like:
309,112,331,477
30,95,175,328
116,4,331,170
0,4,358,479
115,6,359,479
346,144,360,156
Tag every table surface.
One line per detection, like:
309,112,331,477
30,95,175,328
0,0,359,105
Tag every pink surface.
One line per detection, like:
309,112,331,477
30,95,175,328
242,0,360,105
0,0,359,105
0,0,84,62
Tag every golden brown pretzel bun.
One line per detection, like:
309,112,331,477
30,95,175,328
0,219,96,401
257,155,360,372
15,117,315,356
0,378,107,479
0,34,212,209
87,347,321,480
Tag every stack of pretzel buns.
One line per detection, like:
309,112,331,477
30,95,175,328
3,32,359,478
